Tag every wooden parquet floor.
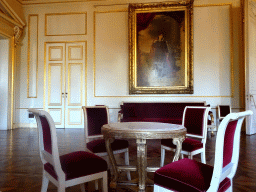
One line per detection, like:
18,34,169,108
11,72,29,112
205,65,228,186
0,128,255,192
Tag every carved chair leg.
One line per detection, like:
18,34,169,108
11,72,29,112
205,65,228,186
172,137,185,162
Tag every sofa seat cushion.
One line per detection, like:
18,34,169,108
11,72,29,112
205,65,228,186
44,151,107,180
161,138,203,152
154,158,230,192
87,139,129,153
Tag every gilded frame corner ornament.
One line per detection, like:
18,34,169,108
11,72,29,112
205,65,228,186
129,1,194,94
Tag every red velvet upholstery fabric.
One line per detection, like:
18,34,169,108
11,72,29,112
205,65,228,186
39,116,52,154
218,178,231,192
223,120,238,167
44,151,108,180
120,102,206,125
161,138,203,152
155,158,213,192
154,158,231,192
137,13,156,32
87,139,129,153
219,106,231,117
184,108,206,136
121,117,181,124
86,108,108,136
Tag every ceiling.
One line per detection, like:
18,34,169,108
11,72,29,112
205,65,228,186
18,0,95,5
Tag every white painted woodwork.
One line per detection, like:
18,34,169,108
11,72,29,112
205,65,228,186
28,15,38,98
13,0,244,128
45,42,86,128
1,0,26,26
94,11,129,96
45,13,86,36
0,39,9,130
94,5,233,98
245,0,256,135
194,5,232,97
48,63,63,105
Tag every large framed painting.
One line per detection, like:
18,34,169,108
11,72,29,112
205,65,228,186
129,1,194,94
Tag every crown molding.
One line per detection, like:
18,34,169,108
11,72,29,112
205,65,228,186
20,0,105,5
0,0,25,27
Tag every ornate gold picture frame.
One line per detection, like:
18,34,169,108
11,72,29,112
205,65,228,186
129,1,194,94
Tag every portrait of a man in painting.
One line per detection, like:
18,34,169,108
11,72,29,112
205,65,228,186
129,1,193,94
136,11,185,87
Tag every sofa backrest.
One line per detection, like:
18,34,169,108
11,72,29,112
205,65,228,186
120,102,206,120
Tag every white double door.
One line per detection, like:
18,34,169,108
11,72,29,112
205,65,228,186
45,42,86,128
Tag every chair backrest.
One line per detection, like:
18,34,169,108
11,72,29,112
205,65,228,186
182,106,211,141
82,106,109,143
208,110,253,191
28,108,65,181
218,105,231,119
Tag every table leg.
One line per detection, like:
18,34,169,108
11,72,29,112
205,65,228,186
105,137,118,188
172,137,185,162
136,138,147,192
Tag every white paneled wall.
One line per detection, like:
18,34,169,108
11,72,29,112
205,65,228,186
15,0,242,128
0,39,9,130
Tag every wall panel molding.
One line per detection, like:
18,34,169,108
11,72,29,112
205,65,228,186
45,12,87,36
93,4,234,98
94,10,129,97
27,14,38,98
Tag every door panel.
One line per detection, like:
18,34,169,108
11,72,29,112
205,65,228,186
48,108,63,126
68,45,83,60
45,42,86,128
68,63,83,105
46,43,65,128
48,63,63,106
68,108,82,125
65,42,85,128
49,46,64,61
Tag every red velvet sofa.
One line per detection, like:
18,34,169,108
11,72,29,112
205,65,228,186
118,101,211,125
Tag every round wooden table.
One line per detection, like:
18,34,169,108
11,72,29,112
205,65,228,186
102,122,186,192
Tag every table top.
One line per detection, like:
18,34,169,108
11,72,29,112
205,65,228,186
102,122,186,140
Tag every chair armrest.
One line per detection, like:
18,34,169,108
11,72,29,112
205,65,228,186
209,111,214,125
118,110,123,122
206,104,214,125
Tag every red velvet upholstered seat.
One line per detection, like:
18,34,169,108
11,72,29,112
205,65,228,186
87,139,129,153
154,110,253,192
155,158,230,192
161,106,210,166
44,151,108,180
28,109,108,192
